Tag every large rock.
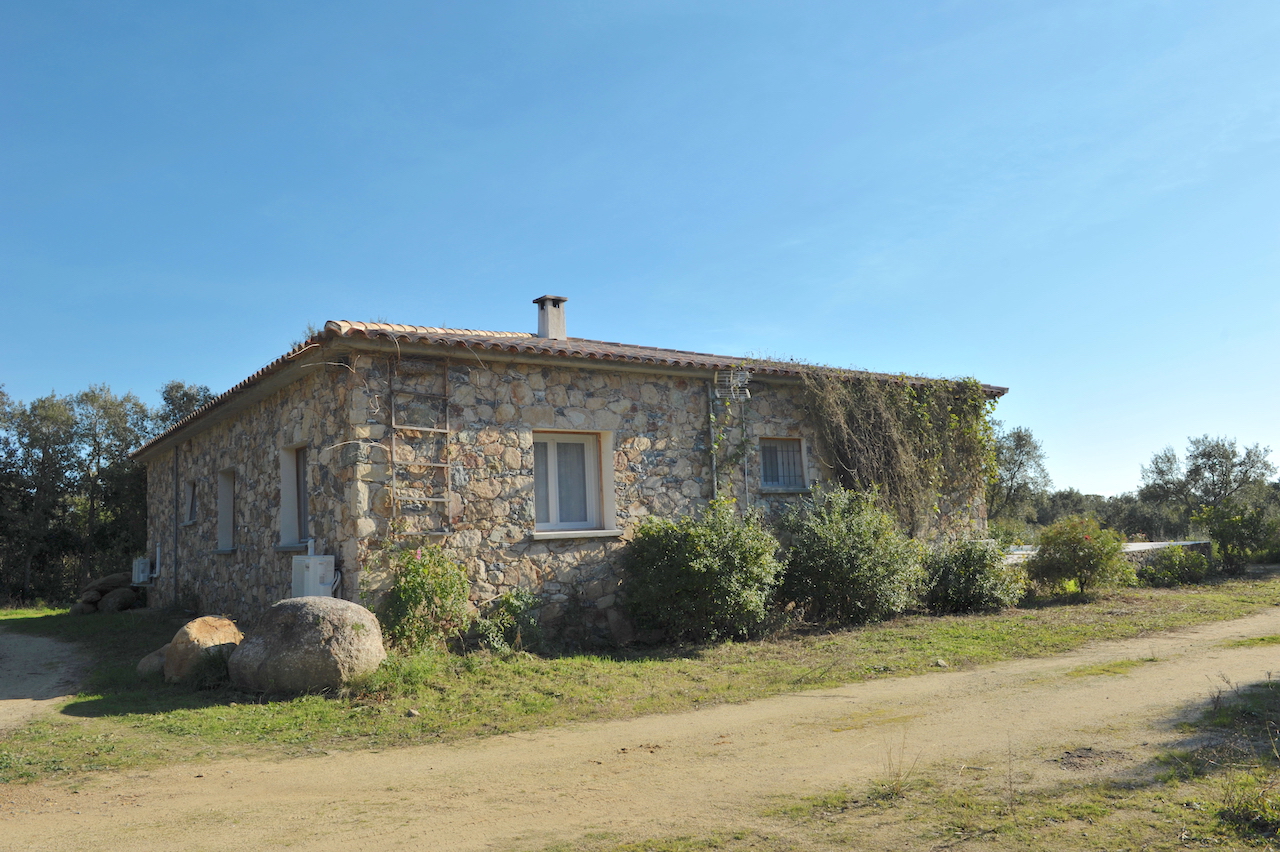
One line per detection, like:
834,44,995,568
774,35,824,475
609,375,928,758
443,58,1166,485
163,616,244,683
79,572,132,597
228,597,386,693
137,644,168,678
98,587,138,613
68,601,97,616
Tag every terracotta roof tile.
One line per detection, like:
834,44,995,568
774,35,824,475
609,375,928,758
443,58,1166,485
134,319,1007,459
326,321,826,376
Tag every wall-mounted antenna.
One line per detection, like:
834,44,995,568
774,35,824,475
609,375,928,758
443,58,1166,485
714,369,751,401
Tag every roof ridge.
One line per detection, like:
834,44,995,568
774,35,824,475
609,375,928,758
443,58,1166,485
325,320,535,339
134,319,1007,461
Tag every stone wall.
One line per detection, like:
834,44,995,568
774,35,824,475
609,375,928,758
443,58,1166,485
349,354,827,644
1121,541,1214,569
145,343,989,644
145,362,358,621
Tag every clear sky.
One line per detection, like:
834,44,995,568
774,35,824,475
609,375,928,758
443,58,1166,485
3,1,1278,496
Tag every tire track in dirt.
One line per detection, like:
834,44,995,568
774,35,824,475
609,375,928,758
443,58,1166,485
5,607,1280,851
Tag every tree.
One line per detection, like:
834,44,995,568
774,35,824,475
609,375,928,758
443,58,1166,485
986,422,1051,522
70,386,150,582
0,392,80,599
1140,436,1275,516
1095,492,1185,541
0,382,195,602
153,380,215,432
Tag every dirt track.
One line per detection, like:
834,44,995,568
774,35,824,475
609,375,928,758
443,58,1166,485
0,630,86,734
5,608,1280,851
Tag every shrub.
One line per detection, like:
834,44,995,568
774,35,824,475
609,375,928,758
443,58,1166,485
1026,515,1131,593
1137,544,1210,587
474,587,543,653
379,545,475,651
778,487,923,625
924,540,1026,613
1194,501,1277,570
623,498,782,642
1220,771,1280,838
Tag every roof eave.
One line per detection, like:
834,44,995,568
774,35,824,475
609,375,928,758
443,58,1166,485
131,342,332,462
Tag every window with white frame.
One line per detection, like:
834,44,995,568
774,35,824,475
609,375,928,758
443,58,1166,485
279,445,309,546
533,432,601,530
216,468,236,550
760,438,806,490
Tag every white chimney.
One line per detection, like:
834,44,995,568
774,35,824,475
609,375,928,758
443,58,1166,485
533,295,568,340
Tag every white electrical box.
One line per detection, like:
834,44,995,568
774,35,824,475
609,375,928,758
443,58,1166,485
132,556,155,586
291,555,336,597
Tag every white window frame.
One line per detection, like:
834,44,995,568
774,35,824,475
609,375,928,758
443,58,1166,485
531,430,621,540
759,437,809,492
216,468,236,551
279,445,310,547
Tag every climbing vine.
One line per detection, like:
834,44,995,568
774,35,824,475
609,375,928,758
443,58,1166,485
797,368,996,535
709,396,751,494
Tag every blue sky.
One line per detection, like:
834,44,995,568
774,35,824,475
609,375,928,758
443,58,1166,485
3,1,1278,496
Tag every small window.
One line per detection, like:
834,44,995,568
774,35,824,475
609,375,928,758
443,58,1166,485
533,433,600,530
295,446,309,542
760,438,806,490
216,468,236,550
182,480,197,524
279,446,309,546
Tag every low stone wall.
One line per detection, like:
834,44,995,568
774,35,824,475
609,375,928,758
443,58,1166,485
1120,541,1213,568
1005,541,1214,568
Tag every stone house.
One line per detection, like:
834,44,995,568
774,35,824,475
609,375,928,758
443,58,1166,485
134,296,1006,642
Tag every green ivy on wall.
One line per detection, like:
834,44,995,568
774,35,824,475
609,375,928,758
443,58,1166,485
796,368,996,535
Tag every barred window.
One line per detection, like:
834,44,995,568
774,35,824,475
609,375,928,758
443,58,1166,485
760,438,805,490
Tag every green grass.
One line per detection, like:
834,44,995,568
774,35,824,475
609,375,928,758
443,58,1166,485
5,575,1280,785
1223,634,1280,649
1063,657,1157,678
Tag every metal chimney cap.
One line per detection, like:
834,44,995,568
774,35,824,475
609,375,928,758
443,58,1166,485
532,295,569,305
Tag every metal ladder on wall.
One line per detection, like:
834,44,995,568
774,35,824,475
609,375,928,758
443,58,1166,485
386,357,455,537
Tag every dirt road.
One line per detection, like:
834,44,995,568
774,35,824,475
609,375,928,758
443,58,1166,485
0,628,86,734
5,607,1280,851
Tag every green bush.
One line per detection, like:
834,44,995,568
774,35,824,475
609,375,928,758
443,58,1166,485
474,587,543,653
778,487,923,625
1026,515,1131,593
379,545,475,651
1193,501,1277,570
924,540,1026,613
1137,544,1210,587
623,498,782,642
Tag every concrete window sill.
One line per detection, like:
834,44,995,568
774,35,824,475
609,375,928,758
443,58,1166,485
274,543,309,553
212,548,237,555
531,528,625,541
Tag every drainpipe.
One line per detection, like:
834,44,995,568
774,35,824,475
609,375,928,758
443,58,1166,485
172,444,180,604
707,380,717,500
